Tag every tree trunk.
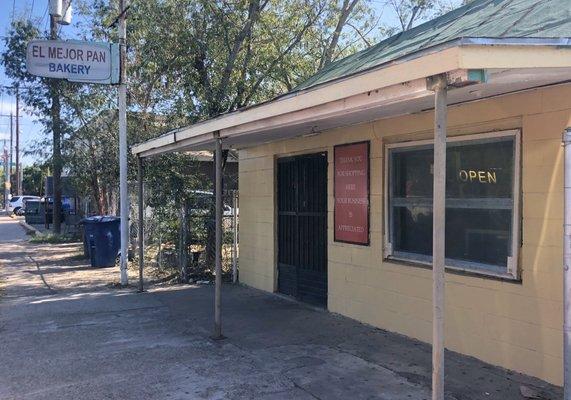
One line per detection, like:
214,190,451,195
91,176,106,215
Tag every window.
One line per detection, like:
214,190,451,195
385,131,520,278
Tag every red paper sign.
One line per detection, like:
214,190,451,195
334,142,369,245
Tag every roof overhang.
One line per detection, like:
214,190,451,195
133,40,571,158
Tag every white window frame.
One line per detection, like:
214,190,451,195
383,129,521,280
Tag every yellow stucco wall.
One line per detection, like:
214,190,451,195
238,83,571,385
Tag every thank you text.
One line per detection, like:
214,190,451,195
334,142,369,245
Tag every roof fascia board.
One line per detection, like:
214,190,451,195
221,69,484,141
145,70,481,153
132,42,571,157
132,46,461,156
459,37,571,46
133,132,175,154
138,131,216,158
173,47,462,142
459,44,571,70
220,77,431,139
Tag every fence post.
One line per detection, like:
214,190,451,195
179,204,188,283
158,223,162,270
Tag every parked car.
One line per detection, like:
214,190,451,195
188,191,236,217
8,195,41,215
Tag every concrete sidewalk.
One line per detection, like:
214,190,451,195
0,216,563,399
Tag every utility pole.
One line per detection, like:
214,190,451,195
3,141,9,211
9,113,13,194
50,14,63,234
15,88,21,196
118,0,129,286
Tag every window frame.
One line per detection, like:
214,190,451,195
383,129,521,280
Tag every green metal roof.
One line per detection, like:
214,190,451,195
294,0,571,92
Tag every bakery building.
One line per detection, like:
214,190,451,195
132,0,571,388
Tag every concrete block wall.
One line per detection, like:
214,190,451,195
238,83,571,385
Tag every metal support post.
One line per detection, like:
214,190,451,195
232,190,238,283
213,132,224,339
137,156,144,292
118,0,129,286
430,74,447,400
563,127,571,400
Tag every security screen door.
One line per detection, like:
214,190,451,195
277,153,328,307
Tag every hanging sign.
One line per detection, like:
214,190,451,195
334,141,370,245
26,40,120,84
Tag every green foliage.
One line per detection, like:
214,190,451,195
2,21,77,150
29,233,79,244
22,163,50,196
389,0,462,31
5,0,463,250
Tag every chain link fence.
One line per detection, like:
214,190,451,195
131,188,239,284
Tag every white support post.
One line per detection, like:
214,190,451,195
232,190,238,284
213,132,223,339
118,0,129,286
563,127,571,400
137,156,144,293
430,75,447,400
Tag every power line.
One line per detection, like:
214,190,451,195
40,4,49,27
1,85,40,91
30,0,36,20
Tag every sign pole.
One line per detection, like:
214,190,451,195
118,0,129,286
15,87,21,196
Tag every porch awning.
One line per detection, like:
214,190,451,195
132,0,571,158
132,42,571,158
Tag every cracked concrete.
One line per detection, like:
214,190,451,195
0,215,563,399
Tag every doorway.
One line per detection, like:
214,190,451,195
277,152,328,307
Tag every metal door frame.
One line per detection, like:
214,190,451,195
276,151,328,307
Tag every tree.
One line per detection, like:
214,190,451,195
73,0,379,267
1,20,77,233
22,163,49,196
389,0,463,31
6,0,465,272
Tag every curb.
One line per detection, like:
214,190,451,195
19,220,40,236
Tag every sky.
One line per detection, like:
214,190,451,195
0,0,93,167
0,0,68,166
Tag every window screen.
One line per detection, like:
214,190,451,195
388,135,516,275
